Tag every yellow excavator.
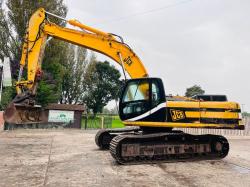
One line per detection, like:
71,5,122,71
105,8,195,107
4,8,244,164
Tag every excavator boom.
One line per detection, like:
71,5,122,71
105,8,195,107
18,8,148,93
4,8,148,124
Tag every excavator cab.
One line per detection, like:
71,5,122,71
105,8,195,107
119,78,166,122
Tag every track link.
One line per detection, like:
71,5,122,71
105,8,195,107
110,132,229,164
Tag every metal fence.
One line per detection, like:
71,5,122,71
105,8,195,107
175,117,250,136
82,114,113,129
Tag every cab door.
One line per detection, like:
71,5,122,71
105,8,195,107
119,78,166,122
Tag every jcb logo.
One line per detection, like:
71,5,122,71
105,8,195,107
170,109,185,121
124,56,133,66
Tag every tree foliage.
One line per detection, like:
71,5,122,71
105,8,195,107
83,59,122,115
0,86,15,110
0,0,67,62
60,44,88,104
185,85,205,97
242,112,250,118
36,40,68,106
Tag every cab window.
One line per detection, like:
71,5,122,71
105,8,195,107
122,80,149,102
152,82,161,107
122,80,150,115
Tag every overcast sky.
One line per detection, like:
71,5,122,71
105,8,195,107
64,0,250,112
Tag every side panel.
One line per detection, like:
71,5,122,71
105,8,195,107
124,100,244,129
166,101,242,125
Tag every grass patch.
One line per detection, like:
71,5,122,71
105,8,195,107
81,115,124,129
112,118,124,128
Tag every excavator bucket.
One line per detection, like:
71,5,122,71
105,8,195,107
3,102,47,124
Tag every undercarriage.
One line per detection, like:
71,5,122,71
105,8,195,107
95,127,229,164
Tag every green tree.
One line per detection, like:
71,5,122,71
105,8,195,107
0,0,68,107
0,0,67,65
36,40,68,106
0,86,15,110
60,44,88,104
185,85,205,97
83,59,122,115
242,112,250,117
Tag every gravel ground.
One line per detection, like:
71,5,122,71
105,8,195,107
0,129,249,187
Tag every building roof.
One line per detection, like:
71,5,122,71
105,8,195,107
45,103,85,111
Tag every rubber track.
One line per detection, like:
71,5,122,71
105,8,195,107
95,127,140,149
110,133,229,165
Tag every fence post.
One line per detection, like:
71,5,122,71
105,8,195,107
101,116,104,129
84,113,88,130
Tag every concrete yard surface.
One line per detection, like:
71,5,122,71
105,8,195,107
0,129,250,187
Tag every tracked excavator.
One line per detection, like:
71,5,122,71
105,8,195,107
4,8,244,164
